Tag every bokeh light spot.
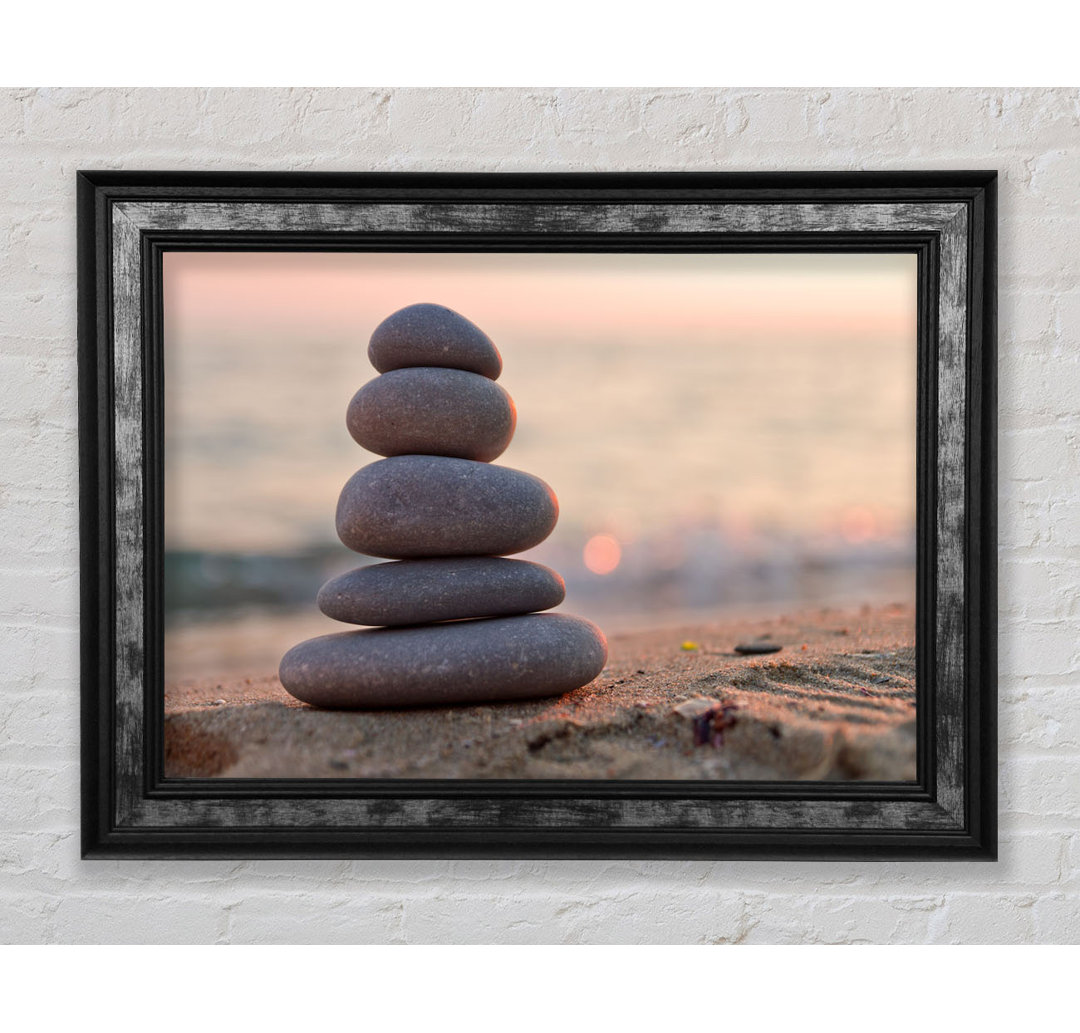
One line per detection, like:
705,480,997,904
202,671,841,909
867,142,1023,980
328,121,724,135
840,506,878,543
583,534,622,575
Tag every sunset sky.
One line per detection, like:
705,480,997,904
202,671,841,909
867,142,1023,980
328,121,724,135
166,250,916,346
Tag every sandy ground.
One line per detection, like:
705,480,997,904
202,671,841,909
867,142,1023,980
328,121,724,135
164,603,916,781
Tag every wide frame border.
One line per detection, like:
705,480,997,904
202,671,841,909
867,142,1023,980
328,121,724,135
78,171,997,859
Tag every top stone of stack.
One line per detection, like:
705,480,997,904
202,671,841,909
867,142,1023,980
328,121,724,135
368,302,503,380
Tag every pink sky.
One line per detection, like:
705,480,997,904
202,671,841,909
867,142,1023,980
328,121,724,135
165,251,917,345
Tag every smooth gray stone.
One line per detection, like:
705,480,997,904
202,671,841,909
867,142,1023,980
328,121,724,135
734,641,783,655
347,367,516,462
278,613,608,708
318,557,565,626
336,455,558,558
368,303,502,380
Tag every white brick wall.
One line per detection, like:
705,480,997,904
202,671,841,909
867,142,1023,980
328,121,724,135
1,87,1076,944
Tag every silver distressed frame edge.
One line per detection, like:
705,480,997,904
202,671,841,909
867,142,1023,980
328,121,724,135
82,180,990,852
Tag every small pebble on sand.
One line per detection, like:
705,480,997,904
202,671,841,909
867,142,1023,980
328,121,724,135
673,697,718,719
734,641,783,655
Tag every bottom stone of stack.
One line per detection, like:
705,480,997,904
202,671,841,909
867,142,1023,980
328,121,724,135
278,613,607,708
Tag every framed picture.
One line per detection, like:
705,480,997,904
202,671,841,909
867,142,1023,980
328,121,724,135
78,171,996,858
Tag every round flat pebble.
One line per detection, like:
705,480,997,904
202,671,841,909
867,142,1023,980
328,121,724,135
368,303,502,380
346,367,516,462
336,454,558,558
317,557,565,626
279,613,608,708
734,641,783,655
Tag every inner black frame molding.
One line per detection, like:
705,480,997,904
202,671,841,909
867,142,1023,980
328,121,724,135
77,171,997,859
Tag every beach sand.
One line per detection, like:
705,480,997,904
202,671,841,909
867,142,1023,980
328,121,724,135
164,603,916,781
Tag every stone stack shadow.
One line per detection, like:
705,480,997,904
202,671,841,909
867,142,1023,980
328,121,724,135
279,303,608,708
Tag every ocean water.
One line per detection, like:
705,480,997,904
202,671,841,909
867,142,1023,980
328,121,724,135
165,333,914,549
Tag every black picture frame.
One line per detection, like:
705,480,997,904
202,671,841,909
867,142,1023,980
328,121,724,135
78,171,997,859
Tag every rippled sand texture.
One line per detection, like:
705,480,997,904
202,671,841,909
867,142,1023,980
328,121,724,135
164,604,916,781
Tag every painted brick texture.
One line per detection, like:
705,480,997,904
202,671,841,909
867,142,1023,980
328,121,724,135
0,87,1077,943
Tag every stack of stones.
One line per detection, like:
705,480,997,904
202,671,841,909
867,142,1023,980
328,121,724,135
279,303,608,708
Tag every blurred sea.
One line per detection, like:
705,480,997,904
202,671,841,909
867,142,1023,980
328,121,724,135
165,336,915,628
